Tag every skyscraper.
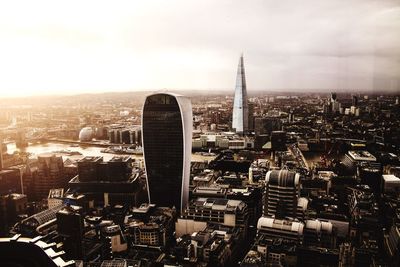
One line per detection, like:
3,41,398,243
142,93,192,212
232,54,249,133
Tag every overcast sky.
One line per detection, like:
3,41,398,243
0,0,399,97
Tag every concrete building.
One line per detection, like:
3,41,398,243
68,156,143,207
264,169,308,219
176,197,248,237
12,204,64,237
382,174,400,193
35,154,66,200
0,193,27,235
257,217,304,242
56,205,84,259
126,204,176,248
47,188,64,209
342,150,377,171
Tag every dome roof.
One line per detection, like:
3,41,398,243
79,127,94,141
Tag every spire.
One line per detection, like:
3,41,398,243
232,54,249,133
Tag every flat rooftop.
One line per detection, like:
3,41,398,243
383,174,400,183
0,169,18,175
348,150,376,162
78,156,103,163
193,197,245,211
109,156,131,162
48,188,64,199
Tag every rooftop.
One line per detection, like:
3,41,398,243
348,150,377,162
383,174,400,183
192,197,246,212
48,188,64,199
78,156,103,163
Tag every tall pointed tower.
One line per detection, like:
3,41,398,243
232,54,249,133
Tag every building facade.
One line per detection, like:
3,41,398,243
35,154,65,200
232,55,249,133
264,169,307,219
142,93,192,212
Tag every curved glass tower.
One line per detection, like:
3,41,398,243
232,54,249,133
142,93,192,212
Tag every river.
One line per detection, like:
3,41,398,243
6,142,215,162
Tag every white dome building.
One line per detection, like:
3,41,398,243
79,127,94,141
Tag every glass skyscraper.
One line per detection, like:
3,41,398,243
232,54,249,133
142,93,192,212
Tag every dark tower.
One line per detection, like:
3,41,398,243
352,95,358,106
56,206,84,259
142,93,192,212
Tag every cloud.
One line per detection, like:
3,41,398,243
0,0,399,97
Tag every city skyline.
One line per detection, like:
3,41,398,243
0,82,399,265
1,2,400,265
0,0,399,98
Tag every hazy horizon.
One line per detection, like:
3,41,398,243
1,0,399,97
1,87,400,100
1,88,399,103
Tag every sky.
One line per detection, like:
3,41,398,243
0,0,399,98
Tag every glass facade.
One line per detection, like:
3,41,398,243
142,93,192,212
232,54,249,133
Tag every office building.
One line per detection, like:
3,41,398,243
57,205,84,259
77,156,103,182
270,131,287,151
254,117,281,136
47,188,64,209
382,174,400,193
257,217,304,242
264,169,307,219
35,154,66,200
142,93,192,212
108,126,141,145
126,204,176,248
176,197,248,237
0,169,22,195
69,156,142,207
175,226,242,267
232,54,249,133
304,219,335,248
102,225,128,253
342,150,378,173
0,193,27,235
12,204,64,237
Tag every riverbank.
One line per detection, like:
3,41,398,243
6,142,216,162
